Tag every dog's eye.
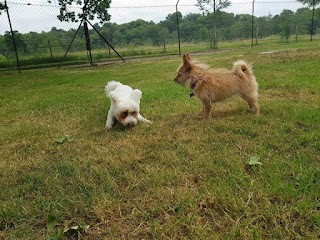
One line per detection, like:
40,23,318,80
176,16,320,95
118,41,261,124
132,111,136,115
121,111,128,118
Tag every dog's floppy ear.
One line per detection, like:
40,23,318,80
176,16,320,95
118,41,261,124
109,91,118,104
131,89,142,103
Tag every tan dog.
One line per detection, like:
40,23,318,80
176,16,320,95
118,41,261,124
174,54,260,120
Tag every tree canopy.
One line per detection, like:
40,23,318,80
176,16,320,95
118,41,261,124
0,2,6,15
196,0,231,13
48,0,111,23
297,0,320,7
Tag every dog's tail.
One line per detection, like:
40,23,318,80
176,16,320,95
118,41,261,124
105,81,122,96
232,60,253,79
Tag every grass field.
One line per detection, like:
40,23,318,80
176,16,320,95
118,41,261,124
0,41,319,239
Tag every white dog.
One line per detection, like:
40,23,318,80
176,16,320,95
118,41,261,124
105,81,151,129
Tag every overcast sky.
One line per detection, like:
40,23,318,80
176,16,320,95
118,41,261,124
0,0,307,34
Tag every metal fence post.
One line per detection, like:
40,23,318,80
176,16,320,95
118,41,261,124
5,0,21,73
176,0,181,56
83,19,93,65
311,0,315,41
251,0,255,47
82,1,93,65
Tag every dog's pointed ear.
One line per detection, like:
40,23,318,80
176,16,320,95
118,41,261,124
131,89,142,102
183,54,191,65
109,91,118,104
183,54,192,72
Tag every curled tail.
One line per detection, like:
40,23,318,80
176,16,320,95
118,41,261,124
105,81,122,96
233,60,253,79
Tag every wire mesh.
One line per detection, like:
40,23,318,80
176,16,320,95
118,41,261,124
0,0,319,69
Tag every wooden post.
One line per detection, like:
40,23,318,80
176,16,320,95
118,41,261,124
48,40,53,58
255,26,258,45
163,30,166,53
106,38,111,58
252,0,255,47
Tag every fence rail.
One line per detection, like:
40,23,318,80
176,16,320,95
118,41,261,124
0,0,319,71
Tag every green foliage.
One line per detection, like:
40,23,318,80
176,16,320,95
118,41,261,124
247,156,262,166
196,0,231,13
2,31,27,57
46,215,90,239
55,135,75,144
0,2,6,15
297,0,320,7
48,0,111,23
277,10,295,40
62,221,90,238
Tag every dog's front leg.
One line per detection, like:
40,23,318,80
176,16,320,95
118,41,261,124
137,114,152,124
105,110,115,129
202,101,212,120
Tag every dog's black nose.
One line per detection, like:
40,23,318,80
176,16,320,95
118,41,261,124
127,122,135,127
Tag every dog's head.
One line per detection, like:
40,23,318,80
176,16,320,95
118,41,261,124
174,54,192,86
109,90,142,127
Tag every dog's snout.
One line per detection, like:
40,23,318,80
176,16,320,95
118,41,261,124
127,122,135,127
174,76,181,84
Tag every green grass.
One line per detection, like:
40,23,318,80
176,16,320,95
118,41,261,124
0,41,319,239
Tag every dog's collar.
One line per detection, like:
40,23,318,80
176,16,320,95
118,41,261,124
190,73,205,89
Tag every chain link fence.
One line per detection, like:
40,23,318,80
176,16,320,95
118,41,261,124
0,0,319,70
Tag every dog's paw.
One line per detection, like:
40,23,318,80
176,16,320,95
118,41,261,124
105,124,113,130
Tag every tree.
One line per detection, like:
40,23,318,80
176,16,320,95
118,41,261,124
230,14,253,39
48,0,111,23
296,0,320,7
297,0,320,38
159,12,182,33
278,10,295,41
196,0,231,49
197,0,231,12
0,2,6,15
3,31,27,57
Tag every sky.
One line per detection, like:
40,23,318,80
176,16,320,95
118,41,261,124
109,0,306,22
0,0,307,35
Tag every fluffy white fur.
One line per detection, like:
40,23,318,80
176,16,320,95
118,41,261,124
105,81,151,129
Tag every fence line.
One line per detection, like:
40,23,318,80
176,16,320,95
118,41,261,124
0,0,319,70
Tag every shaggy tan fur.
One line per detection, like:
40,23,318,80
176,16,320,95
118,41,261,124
174,54,260,120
